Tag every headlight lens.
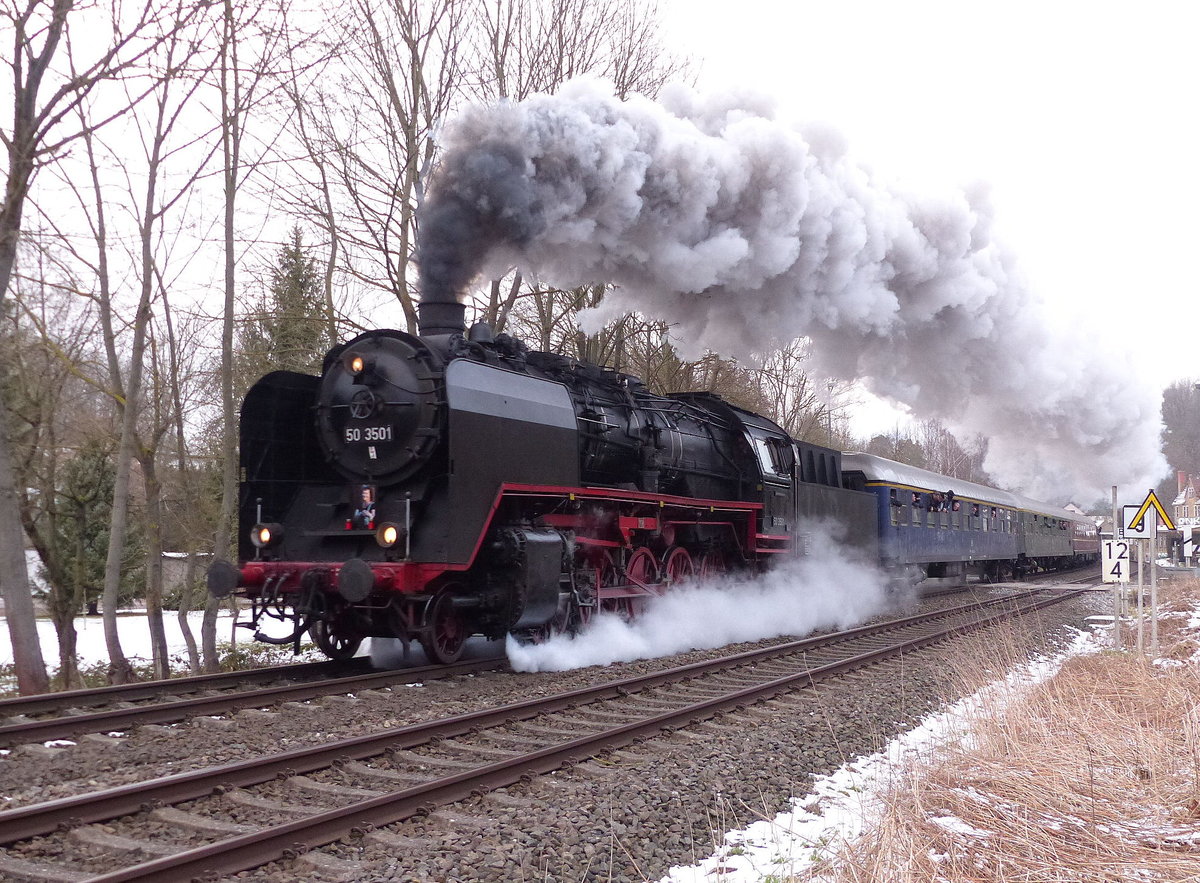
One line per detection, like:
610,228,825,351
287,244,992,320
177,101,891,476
376,522,402,548
251,522,284,548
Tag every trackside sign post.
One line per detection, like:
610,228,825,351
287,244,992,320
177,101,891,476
1101,536,1130,583
1108,487,1121,648
1107,488,1171,655
1123,489,1175,535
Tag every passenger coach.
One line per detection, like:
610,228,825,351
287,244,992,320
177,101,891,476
841,452,1099,582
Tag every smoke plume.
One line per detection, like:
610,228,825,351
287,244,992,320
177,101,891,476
506,535,897,672
418,80,1165,501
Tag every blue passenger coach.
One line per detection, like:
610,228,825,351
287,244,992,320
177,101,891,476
840,452,1098,582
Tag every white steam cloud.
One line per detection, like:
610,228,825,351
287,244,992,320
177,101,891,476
419,79,1166,502
505,543,897,673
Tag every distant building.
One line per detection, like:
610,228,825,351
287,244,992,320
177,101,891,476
1172,471,1200,532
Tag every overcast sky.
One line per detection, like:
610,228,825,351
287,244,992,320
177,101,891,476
660,0,1199,433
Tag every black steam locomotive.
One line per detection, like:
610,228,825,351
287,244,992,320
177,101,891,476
207,301,878,663
209,302,1098,664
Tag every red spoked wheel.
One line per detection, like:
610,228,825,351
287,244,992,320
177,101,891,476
596,550,628,618
697,549,727,581
420,588,467,664
626,547,660,592
620,547,662,616
662,546,695,586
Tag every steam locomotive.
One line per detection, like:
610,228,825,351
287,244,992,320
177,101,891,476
207,301,1097,663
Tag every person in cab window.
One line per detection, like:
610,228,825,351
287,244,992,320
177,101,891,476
353,485,376,529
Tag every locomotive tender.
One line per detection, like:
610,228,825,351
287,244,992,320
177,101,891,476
207,301,1097,663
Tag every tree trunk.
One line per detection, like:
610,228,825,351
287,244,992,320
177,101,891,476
209,0,241,673
203,594,222,672
52,611,79,690
99,388,138,684
47,523,88,690
139,452,169,679
0,405,49,694
177,553,200,674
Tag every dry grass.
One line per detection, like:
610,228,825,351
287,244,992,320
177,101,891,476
803,579,1200,882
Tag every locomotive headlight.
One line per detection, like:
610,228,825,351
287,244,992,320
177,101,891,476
344,352,376,384
251,522,284,549
376,522,403,548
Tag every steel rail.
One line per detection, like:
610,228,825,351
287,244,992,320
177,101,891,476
0,657,500,749
0,657,378,719
84,589,1084,882
0,588,1063,846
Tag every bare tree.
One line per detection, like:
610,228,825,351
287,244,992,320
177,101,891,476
750,339,827,441
159,301,215,675
862,425,927,469
1,0,193,694
27,0,223,683
465,0,691,336
917,417,989,483
208,0,301,671
1,246,111,688
288,0,466,333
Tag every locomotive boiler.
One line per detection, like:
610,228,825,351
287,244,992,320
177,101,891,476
208,301,878,662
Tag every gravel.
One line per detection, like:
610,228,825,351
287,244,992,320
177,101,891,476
0,583,1104,882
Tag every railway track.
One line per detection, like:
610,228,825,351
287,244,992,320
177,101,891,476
0,586,1086,882
0,657,378,719
0,656,502,749
0,574,1095,749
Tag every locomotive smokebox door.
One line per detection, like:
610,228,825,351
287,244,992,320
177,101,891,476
509,529,564,630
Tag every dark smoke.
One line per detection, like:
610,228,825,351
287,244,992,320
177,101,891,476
417,140,546,303
416,80,1165,500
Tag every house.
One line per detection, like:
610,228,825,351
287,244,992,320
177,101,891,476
1172,471,1200,531
1171,472,1200,565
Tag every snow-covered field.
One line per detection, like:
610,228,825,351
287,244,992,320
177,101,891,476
0,610,239,670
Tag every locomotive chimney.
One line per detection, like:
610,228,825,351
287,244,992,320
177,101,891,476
417,300,466,338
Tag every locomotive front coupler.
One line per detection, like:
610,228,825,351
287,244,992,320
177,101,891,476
243,586,312,650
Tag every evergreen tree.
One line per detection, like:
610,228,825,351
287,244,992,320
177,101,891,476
233,227,330,402
259,226,327,374
1161,379,1200,479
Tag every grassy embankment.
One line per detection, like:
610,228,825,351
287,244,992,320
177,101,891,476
802,579,1200,882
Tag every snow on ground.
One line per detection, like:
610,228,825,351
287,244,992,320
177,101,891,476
658,625,1108,882
0,610,241,671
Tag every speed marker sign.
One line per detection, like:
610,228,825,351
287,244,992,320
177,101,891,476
1102,538,1131,583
